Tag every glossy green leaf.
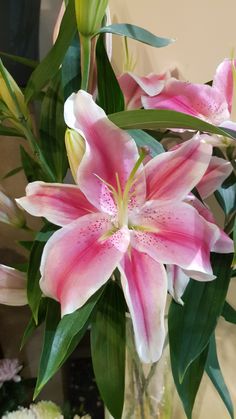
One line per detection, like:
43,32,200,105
27,224,58,323
108,109,236,139
20,146,46,182
171,345,209,419
127,129,165,156
98,24,174,48
39,72,68,182
222,301,236,324
0,51,38,68
206,334,234,419
25,1,77,102
215,184,236,215
20,298,48,350
96,35,124,114
34,288,104,398
168,253,233,382
62,33,81,100
91,281,126,419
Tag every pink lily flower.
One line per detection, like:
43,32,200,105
118,72,170,110
141,59,236,127
17,91,233,363
0,264,27,306
167,193,233,305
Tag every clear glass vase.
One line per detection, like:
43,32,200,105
121,318,173,419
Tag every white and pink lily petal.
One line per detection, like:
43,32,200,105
196,155,232,199
185,194,234,254
0,264,27,306
118,71,169,110
166,264,189,305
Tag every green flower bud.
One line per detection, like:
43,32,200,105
0,60,29,121
75,0,108,36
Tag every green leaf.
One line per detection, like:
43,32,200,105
17,240,33,251
62,33,81,100
0,125,24,137
98,24,174,48
34,288,104,398
27,223,58,323
206,334,234,419
25,1,77,102
108,109,236,139
127,129,165,156
20,298,48,350
1,166,23,180
170,345,209,419
0,51,38,68
20,146,46,182
39,72,68,182
168,253,233,382
215,184,236,215
221,301,236,324
91,281,126,419
96,35,125,113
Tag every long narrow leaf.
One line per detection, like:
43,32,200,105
96,35,125,113
127,129,165,156
91,282,126,419
168,253,233,381
25,1,77,102
39,72,68,182
98,24,174,48
27,224,59,323
34,288,104,398
206,334,234,419
109,109,236,139
221,301,236,324
170,346,209,419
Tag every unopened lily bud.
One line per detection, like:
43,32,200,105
65,129,85,182
75,0,108,36
0,60,29,121
0,264,27,306
0,188,25,228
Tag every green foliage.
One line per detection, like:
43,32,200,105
34,288,104,398
170,344,209,419
39,72,68,182
98,24,174,48
25,0,77,102
206,334,234,419
127,129,165,156
96,35,125,113
109,109,236,139
27,223,59,323
20,146,46,182
91,282,126,419
221,301,236,324
62,33,81,100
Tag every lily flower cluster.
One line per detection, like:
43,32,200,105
16,90,233,363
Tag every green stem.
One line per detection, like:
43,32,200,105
80,35,92,91
21,125,56,182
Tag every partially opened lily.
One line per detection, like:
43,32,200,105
140,59,236,131
17,91,233,363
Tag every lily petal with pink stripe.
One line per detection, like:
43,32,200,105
18,90,233,363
